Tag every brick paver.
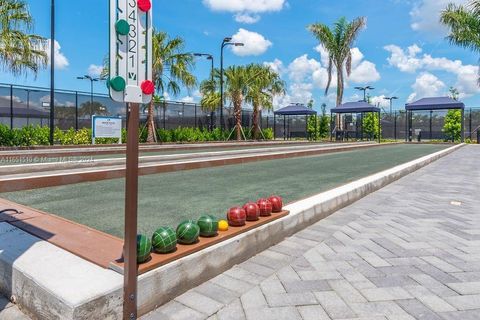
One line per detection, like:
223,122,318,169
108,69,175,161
141,145,480,319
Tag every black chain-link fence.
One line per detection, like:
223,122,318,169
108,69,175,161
1,84,479,140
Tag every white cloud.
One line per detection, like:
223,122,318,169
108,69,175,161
230,29,272,56
408,73,446,102
88,64,103,77
234,13,261,24
410,0,468,35
203,0,285,24
263,58,285,74
180,96,195,103
385,44,480,98
369,95,391,108
44,39,69,69
203,0,285,13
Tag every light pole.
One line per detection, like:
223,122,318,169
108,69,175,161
220,37,244,131
384,96,398,116
193,53,215,129
355,86,375,102
77,75,103,119
49,0,55,144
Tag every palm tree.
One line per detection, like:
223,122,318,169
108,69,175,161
245,64,285,139
441,1,480,84
146,31,197,142
308,17,366,107
199,69,221,130
223,65,251,141
0,0,47,75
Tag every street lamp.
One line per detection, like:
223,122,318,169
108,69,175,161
220,37,244,131
49,0,55,144
384,96,398,115
355,86,375,102
77,75,104,118
193,53,215,129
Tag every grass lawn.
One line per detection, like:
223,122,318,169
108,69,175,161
0,144,448,238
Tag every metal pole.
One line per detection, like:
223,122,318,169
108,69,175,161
461,108,465,143
220,44,224,132
394,111,397,141
49,0,55,145
124,103,139,320
9,85,13,129
378,111,381,143
75,91,78,130
330,111,333,141
469,108,472,140
429,110,433,140
315,114,318,141
210,57,215,130
273,113,276,139
283,115,286,140
90,79,94,120
194,104,197,128
361,112,364,141
26,90,30,126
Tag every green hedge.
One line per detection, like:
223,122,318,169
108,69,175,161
0,124,274,146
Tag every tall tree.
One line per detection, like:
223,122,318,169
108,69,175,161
441,1,480,84
245,64,285,139
199,69,221,130
146,31,197,142
222,66,249,140
0,0,47,75
308,17,366,107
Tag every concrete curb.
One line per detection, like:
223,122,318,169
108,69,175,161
0,143,463,319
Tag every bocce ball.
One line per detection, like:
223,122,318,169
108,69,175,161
137,234,152,263
197,215,218,237
218,220,229,231
243,202,260,221
176,220,200,244
227,207,246,226
268,195,283,213
257,198,273,216
152,226,177,254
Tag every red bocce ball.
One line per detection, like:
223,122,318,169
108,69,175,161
227,207,246,226
243,202,260,221
257,198,272,216
268,195,283,213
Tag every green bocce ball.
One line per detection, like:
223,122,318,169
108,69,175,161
137,234,152,264
152,226,177,253
197,215,219,237
176,220,200,244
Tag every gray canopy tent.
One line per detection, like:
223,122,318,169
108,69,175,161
330,101,381,143
405,97,465,142
274,103,317,140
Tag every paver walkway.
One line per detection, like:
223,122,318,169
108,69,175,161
142,145,480,320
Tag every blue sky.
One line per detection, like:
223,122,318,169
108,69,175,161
1,0,479,111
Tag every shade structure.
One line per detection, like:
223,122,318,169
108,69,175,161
405,97,465,142
330,101,381,143
330,101,381,114
405,97,464,111
273,104,317,140
274,103,317,116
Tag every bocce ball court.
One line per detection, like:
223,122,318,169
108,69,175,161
0,144,447,240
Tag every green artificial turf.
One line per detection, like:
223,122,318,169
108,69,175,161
0,144,447,238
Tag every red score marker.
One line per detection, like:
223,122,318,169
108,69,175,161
138,0,151,12
141,80,155,95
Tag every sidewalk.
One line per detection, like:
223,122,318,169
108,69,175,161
142,145,480,320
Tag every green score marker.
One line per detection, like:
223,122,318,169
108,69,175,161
115,19,130,36
109,76,126,92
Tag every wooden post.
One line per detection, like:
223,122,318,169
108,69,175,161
124,103,139,320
